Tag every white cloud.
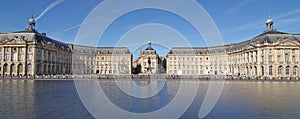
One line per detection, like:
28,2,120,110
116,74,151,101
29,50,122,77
35,0,66,21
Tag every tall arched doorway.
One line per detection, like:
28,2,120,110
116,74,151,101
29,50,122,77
17,64,23,75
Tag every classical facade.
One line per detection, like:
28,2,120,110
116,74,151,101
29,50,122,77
227,18,300,78
0,18,299,78
166,18,300,78
0,19,72,76
166,46,228,75
72,45,132,75
133,41,165,74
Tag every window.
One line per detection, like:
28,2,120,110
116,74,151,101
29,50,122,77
0,55,2,61
277,49,280,55
28,54,32,61
169,70,173,74
12,52,17,61
268,56,272,63
277,55,281,63
292,56,296,63
29,47,32,52
11,64,16,73
278,66,282,75
3,64,7,73
27,64,32,73
285,54,289,63
269,66,273,75
0,47,2,52
5,48,9,52
286,66,290,75
292,49,295,54
293,66,298,75
269,49,272,54
5,54,10,61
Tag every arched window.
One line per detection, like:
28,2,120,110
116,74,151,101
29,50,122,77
286,66,290,75
27,64,32,74
269,66,273,75
11,64,16,73
293,66,298,75
278,66,283,75
3,64,8,73
18,64,23,74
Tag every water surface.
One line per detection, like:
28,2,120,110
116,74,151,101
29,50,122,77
0,80,299,119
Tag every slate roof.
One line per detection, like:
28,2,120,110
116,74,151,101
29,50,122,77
0,29,71,52
169,30,300,54
227,30,300,52
72,44,131,54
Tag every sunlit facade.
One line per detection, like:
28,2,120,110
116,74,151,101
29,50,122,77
132,41,166,74
0,18,299,78
167,18,300,78
72,45,132,75
0,19,72,76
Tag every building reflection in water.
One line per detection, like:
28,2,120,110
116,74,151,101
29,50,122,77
1,80,300,118
0,80,35,119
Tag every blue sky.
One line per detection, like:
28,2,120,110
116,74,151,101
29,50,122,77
1,0,300,57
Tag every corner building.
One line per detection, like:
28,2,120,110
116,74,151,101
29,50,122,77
167,18,300,78
0,19,72,76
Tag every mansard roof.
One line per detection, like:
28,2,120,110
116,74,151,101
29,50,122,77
71,44,132,54
0,29,71,52
169,30,300,54
227,30,300,52
169,46,228,55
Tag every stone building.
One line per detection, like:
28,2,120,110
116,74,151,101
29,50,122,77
167,18,300,78
0,18,299,78
72,45,132,75
166,46,228,75
133,41,165,74
227,18,300,78
0,18,72,76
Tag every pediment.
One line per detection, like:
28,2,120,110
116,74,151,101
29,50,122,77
1,38,26,44
276,40,300,46
244,44,256,50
